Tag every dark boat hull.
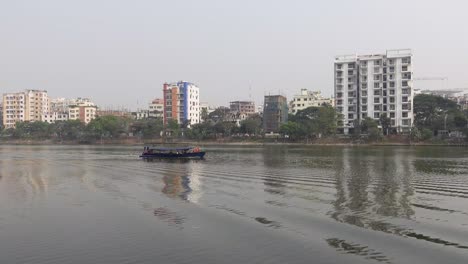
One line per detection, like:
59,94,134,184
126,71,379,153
140,152,205,159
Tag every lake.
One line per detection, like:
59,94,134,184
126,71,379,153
0,145,468,264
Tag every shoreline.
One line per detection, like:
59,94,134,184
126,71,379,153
1,139,467,147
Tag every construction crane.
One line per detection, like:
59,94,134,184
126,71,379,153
413,76,448,90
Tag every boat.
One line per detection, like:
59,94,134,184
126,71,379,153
139,146,205,159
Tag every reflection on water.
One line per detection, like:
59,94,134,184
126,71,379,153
154,207,186,229
1,145,468,264
326,238,391,263
159,160,203,203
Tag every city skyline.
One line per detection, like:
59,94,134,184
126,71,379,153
1,0,467,110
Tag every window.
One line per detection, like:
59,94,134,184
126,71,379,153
362,113,367,118
390,105,395,110
374,75,380,81
402,65,408,71
362,98,367,104
390,112,395,118
362,105,367,111
402,57,411,64
348,114,354,119
402,112,408,118
374,90,381,95
374,113,380,118
389,82,395,88
362,91,368,97
390,90,395,95
389,97,395,103
374,98,380,103
374,83,380,88
402,96,408,102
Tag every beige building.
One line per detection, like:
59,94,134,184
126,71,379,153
2,90,49,128
68,98,97,124
290,89,334,114
42,97,97,124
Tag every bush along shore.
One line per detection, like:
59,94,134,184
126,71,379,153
1,94,468,146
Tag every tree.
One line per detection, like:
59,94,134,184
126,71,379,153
279,121,306,140
240,114,262,135
379,114,391,136
13,121,51,139
414,94,462,133
85,116,130,140
290,105,340,138
201,108,209,123
52,120,85,141
131,118,164,139
361,117,381,141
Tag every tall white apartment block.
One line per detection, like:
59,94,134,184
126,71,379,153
163,81,200,126
2,90,49,128
335,49,413,134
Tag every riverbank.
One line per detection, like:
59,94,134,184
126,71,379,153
1,137,467,147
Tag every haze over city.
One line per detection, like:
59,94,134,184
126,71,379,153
1,0,467,109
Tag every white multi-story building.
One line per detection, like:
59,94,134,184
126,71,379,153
2,90,49,128
335,49,413,134
134,98,164,120
290,89,334,114
163,81,200,126
42,97,97,124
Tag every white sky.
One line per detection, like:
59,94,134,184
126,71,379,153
1,0,467,110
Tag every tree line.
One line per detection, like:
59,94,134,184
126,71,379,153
1,94,467,143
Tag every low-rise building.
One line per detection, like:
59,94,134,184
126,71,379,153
290,89,334,114
69,98,98,124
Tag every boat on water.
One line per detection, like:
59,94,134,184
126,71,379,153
139,146,205,159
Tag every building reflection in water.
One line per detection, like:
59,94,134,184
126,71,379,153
331,148,414,232
262,146,288,196
160,160,203,203
0,159,50,202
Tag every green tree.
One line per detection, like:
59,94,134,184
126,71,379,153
240,114,262,135
361,117,382,141
290,105,340,138
52,120,86,141
279,121,306,140
379,113,391,136
414,94,462,133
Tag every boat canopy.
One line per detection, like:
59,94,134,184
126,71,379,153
148,147,194,151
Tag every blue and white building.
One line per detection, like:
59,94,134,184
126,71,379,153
163,81,200,126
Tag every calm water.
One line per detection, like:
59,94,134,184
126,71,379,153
1,145,468,264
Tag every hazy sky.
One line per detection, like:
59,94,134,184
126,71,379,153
1,0,467,110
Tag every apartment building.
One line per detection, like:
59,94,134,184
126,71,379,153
229,101,256,115
163,81,200,126
290,89,334,114
263,95,288,133
335,49,413,134
41,97,97,124
68,98,97,124
2,90,49,128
